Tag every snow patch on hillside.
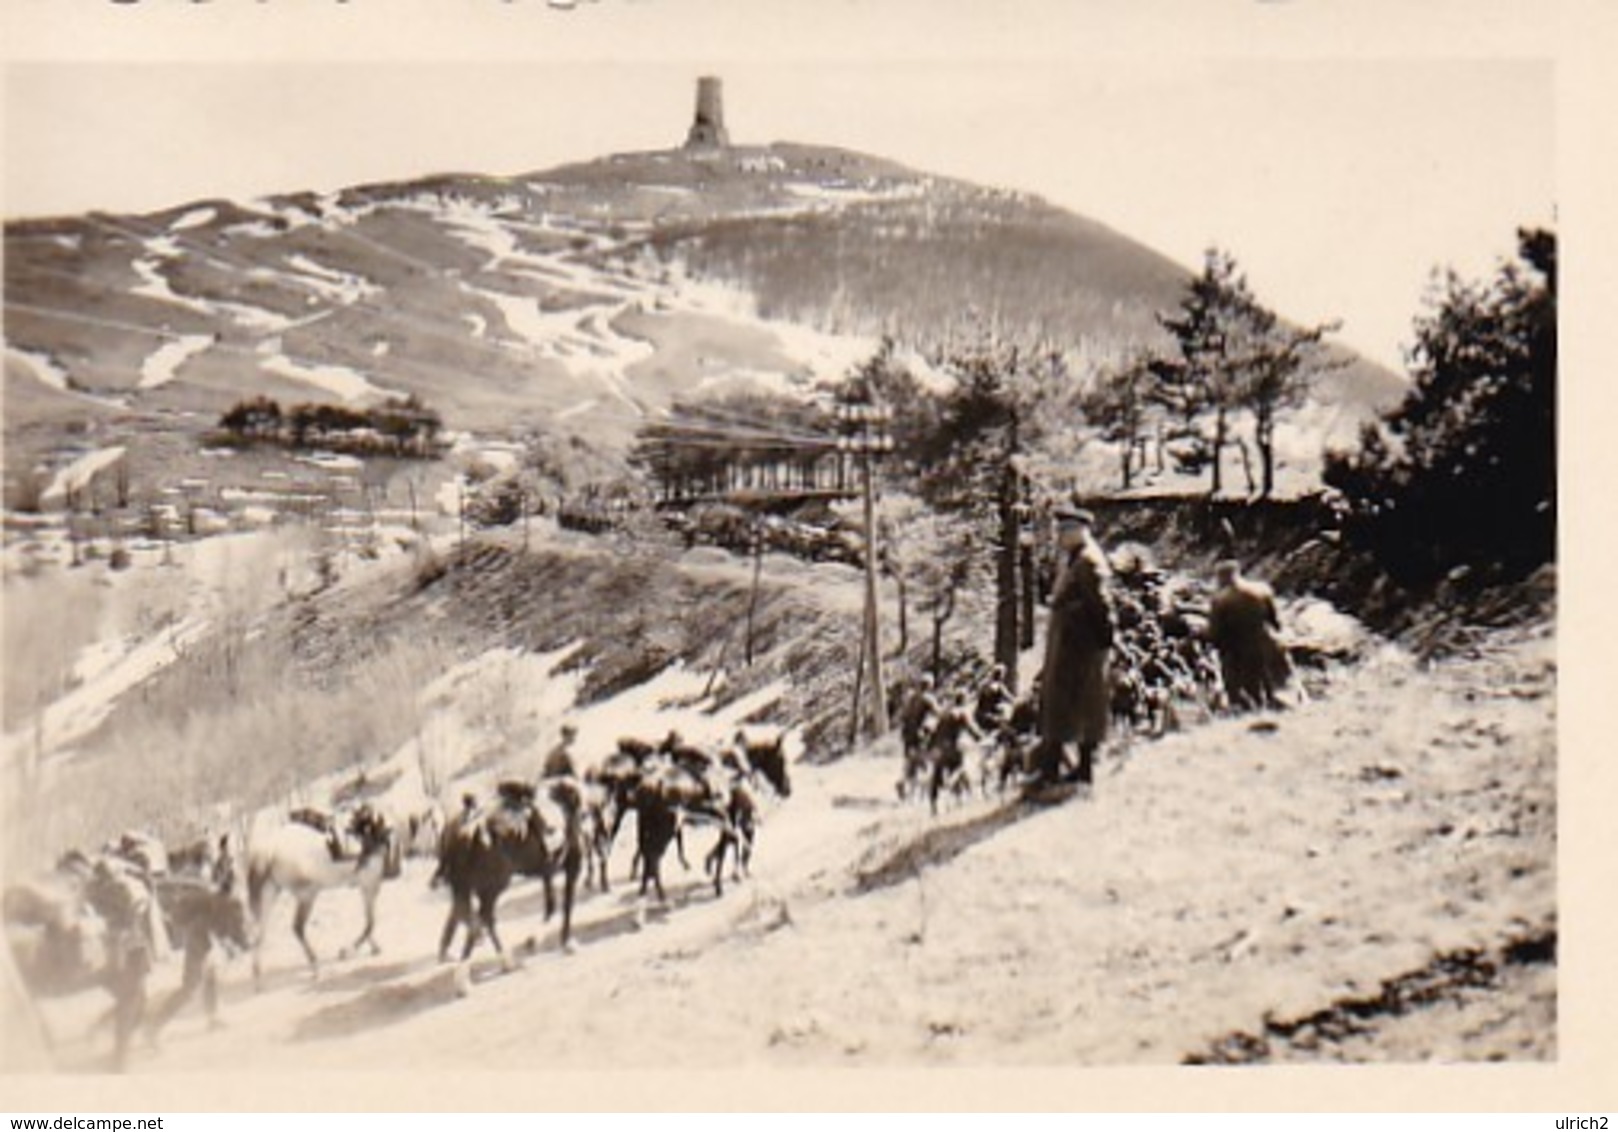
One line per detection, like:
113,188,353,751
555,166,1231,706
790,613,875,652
138,334,213,389
437,202,523,266
260,353,401,403
7,347,71,393
786,180,925,207
130,259,216,317
40,447,125,507
2,614,211,770
658,271,883,385
284,255,378,305
468,285,653,396
170,208,217,232
556,399,599,421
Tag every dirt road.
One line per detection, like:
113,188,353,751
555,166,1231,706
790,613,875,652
25,615,1553,1074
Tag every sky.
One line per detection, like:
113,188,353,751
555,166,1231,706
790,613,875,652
0,3,1568,374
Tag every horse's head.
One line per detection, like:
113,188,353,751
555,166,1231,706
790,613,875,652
747,736,792,798
54,849,93,880
348,805,402,879
616,737,654,763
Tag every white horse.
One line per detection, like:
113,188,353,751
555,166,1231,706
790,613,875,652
245,806,401,989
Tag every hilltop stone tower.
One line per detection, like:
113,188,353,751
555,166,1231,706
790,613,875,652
684,76,731,150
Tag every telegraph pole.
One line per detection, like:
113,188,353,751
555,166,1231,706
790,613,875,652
839,395,893,739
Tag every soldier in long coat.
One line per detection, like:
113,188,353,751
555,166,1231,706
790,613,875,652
1034,506,1116,787
1206,559,1291,712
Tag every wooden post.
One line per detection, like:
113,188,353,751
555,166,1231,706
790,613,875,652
746,520,764,667
861,448,889,737
847,611,867,751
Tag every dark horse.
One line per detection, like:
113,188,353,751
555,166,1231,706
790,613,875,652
3,854,161,1070
732,730,793,800
631,758,734,907
707,730,794,884
434,780,584,995
144,872,253,1043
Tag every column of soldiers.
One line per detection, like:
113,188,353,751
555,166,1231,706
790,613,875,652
893,506,1294,805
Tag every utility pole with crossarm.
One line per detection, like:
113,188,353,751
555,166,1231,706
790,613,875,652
838,395,894,741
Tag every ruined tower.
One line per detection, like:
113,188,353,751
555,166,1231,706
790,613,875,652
684,76,730,150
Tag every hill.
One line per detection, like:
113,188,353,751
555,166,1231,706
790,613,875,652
3,142,1405,513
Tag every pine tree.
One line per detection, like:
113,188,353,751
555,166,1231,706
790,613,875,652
1159,248,1338,498
1156,249,1251,494
1082,350,1159,490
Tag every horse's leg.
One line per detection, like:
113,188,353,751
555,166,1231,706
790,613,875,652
478,892,514,973
710,830,727,898
146,936,205,1045
291,896,319,980
438,892,469,963
458,895,482,962
110,956,146,1071
560,852,579,954
593,817,612,893
704,832,723,878
735,823,752,881
343,879,381,959
674,823,691,872
450,889,482,997
251,883,276,993
651,842,667,905
202,950,222,1031
706,833,722,880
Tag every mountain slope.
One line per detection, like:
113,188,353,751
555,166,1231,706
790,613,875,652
6,139,1410,520
4,144,1403,481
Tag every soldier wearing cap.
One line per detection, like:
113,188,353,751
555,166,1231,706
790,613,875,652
1032,504,1116,788
542,724,580,780
1206,559,1291,712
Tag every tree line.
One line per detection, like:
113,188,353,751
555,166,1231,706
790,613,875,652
214,394,447,459
612,223,1555,686
1082,247,1342,499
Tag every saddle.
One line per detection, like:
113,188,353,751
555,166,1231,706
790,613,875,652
462,781,540,847
289,807,346,861
496,780,537,808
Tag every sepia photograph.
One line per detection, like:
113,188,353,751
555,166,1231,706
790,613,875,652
0,0,1607,1112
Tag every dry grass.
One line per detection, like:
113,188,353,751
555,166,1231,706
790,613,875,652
2,570,108,733
4,588,460,872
